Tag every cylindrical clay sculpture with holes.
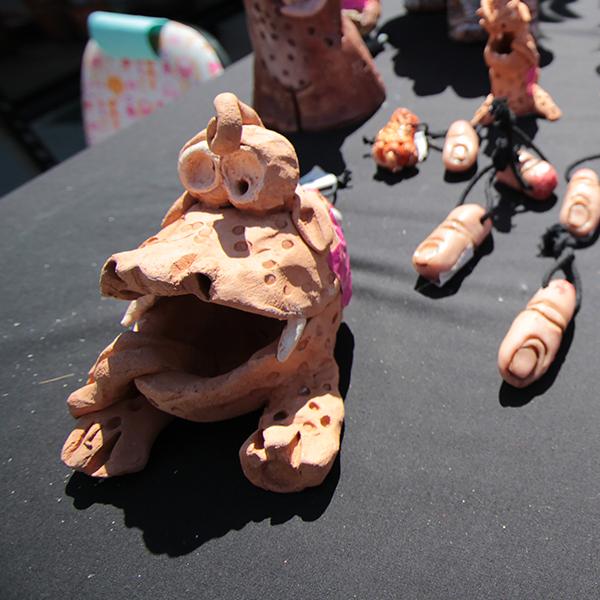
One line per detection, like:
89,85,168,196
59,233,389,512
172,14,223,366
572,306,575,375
61,93,352,493
243,0,385,131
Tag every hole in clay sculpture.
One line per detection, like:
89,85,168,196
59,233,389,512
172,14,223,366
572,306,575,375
128,397,144,411
254,430,265,450
195,273,212,298
321,415,331,427
309,401,319,410
307,26,315,35
282,239,294,249
237,179,250,195
105,416,121,430
492,33,514,55
146,295,284,378
273,410,288,421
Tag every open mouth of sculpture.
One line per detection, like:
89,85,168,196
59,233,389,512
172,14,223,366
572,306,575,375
492,32,514,55
137,294,308,377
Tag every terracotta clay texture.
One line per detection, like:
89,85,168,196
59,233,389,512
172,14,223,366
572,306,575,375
472,0,561,124
498,279,576,388
412,204,492,285
244,0,385,132
372,108,421,172
559,168,600,238
61,93,351,493
495,148,558,200
443,120,479,172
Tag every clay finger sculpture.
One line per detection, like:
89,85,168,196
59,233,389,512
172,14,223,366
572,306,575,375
245,0,385,131
498,279,576,388
495,148,558,200
473,0,561,124
61,92,352,493
443,120,479,172
559,168,600,238
372,108,425,173
412,204,492,285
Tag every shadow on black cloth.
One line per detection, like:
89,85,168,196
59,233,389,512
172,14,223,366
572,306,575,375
541,0,581,22
65,324,355,557
380,12,489,99
491,184,558,233
288,124,363,177
373,164,420,185
498,319,575,407
414,233,494,298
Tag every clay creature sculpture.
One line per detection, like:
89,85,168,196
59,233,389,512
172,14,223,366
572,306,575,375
559,169,600,238
498,279,576,387
472,0,561,125
371,108,426,173
244,0,385,132
61,93,352,493
412,204,492,285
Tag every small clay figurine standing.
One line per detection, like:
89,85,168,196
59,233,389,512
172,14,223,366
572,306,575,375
244,0,385,131
472,0,561,124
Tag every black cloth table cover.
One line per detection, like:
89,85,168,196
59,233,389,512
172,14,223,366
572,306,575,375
2,2,600,598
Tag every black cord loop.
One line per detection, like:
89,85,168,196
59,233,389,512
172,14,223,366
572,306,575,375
541,250,582,313
565,153,600,182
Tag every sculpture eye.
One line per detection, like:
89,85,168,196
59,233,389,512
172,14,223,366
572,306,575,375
178,140,223,199
219,129,299,213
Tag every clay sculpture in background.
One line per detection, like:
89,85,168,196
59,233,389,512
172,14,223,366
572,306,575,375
559,169,600,238
244,0,385,132
412,204,492,286
498,279,576,388
61,93,352,493
472,0,561,125
371,108,426,173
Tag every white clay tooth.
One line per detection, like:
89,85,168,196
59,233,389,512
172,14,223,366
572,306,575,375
277,316,307,362
120,295,157,328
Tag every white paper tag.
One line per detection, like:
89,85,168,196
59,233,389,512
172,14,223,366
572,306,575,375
414,130,428,162
435,243,474,287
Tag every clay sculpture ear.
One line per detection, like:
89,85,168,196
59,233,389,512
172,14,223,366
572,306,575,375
206,92,263,157
559,168,600,238
498,279,576,388
291,189,335,254
220,125,299,213
178,137,229,206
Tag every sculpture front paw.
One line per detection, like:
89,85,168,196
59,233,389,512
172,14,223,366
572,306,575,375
61,396,173,477
240,392,343,493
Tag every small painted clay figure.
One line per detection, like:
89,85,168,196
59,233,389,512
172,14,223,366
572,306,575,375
244,0,385,132
61,93,352,493
559,168,600,238
342,0,381,36
472,0,561,124
495,148,558,200
443,120,479,172
412,204,492,285
498,279,576,388
372,108,425,172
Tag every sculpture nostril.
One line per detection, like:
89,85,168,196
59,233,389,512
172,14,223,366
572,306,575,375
237,179,250,195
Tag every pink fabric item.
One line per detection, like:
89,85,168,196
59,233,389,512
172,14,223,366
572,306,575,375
526,66,538,97
328,208,352,307
342,0,368,10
